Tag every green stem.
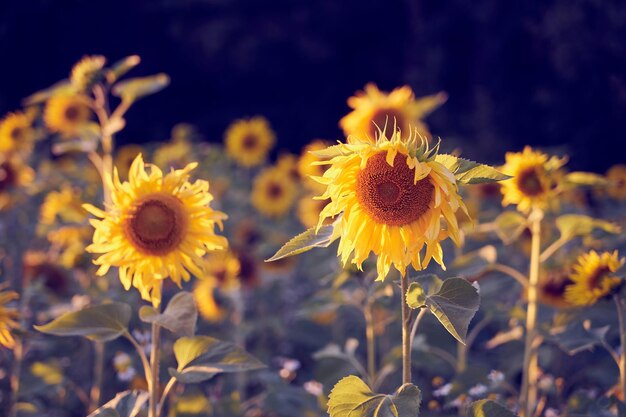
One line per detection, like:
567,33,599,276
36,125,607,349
149,320,161,417
364,298,376,384
520,209,542,417
401,274,411,385
89,342,105,412
157,377,177,417
124,331,153,387
8,337,23,417
615,295,626,401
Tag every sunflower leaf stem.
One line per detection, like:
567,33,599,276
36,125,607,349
486,264,529,288
123,331,153,390
8,336,23,417
363,297,377,384
401,273,412,385
520,209,543,417
88,341,105,412
149,319,162,417
539,236,568,263
614,294,626,401
157,377,177,417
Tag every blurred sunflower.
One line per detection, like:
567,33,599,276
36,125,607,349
193,280,228,322
224,116,275,167
44,95,92,136
0,111,36,154
47,225,93,268
202,250,241,291
251,167,297,218
565,250,624,306
0,155,35,210
168,393,212,417
297,194,331,229
276,153,300,181
153,136,193,170
0,290,19,349
39,185,86,227
500,146,566,213
532,268,575,309
606,164,626,200
31,361,63,385
298,140,332,192
316,129,467,280
339,83,447,140
84,154,228,307
115,144,144,180
70,55,106,91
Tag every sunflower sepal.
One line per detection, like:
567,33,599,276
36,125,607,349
139,291,198,337
405,277,480,344
435,154,511,184
327,375,422,417
265,215,342,262
169,336,266,384
34,302,131,343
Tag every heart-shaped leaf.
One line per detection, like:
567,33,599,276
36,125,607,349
139,292,197,337
406,278,480,344
547,322,610,356
435,154,511,184
87,390,149,417
170,336,265,384
494,211,528,244
112,73,170,102
34,302,131,342
328,375,421,417
556,214,620,241
466,400,516,417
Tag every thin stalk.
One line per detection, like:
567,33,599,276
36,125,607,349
615,295,626,401
539,237,567,263
89,342,105,412
8,337,23,417
157,377,177,417
363,298,376,384
124,331,153,387
484,264,529,287
400,274,412,384
149,320,162,417
409,308,427,353
519,209,542,417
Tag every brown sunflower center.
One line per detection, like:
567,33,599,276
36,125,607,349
267,182,284,199
124,193,188,256
516,166,545,196
587,266,612,291
0,162,17,193
241,135,258,150
356,152,434,226
9,127,25,141
369,108,405,138
64,105,82,122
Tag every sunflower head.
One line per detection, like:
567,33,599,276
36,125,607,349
606,165,626,200
339,83,447,141
0,155,35,210
251,167,297,218
0,290,19,349
533,268,575,309
276,153,300,181
85,154,228,307
0,112,36,154
565,250,624,306
315,128,467,280
70,55,107,91
298,139,332,192
193,280,229,323
44,95,92,136
224,116,275,167
201,250,241,292
500,146,567,213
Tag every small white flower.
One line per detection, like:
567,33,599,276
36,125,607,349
433,383,452,397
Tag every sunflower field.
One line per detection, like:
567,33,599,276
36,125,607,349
1,8,626,417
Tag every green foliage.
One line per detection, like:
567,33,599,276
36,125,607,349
466,400,517,417
139,291,198,337
565,172,609,187
406,277,480,344
170,336,265,383
327,375,421,417
87,390,149,417
555,214,620,241
112,73,170,103
435,154,511,184
266,218,340,262
494,211,528,244
34,302,131,342
547,322,610,355
105,55,141,84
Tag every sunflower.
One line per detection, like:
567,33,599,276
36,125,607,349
276,153,300,181
0,154,35,211
153,136,193,170
70,55,106,91
531,268,575,309
500,146,566,213
298,140,332,192
84,154,228,307
224,116,275,167
115,144,144,180
193,279,228,322
251,167,297,218
39,185,86,227
47,226,93,268
339,83,447,141
0,112,36,154
201,250,241,292
0,290,19,349
44,95,92,136
606,165,626,200
565,250,624,306
297,194,331,229
315,129,467,280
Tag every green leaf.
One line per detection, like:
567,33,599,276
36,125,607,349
547,322,610,356
266,218,341,262
22,80,76,105
565,172,609,187
87,390,149,417
435,154,511,184
494,211,528,244
327,375,421,417
106,55,141,84
406,278,480,344
139,292,197,337
112,73,170,102
34,302,131,342
466,400,516,417
170,336,265,384
556,214,620,241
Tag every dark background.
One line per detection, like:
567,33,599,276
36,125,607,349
1,0,625,171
